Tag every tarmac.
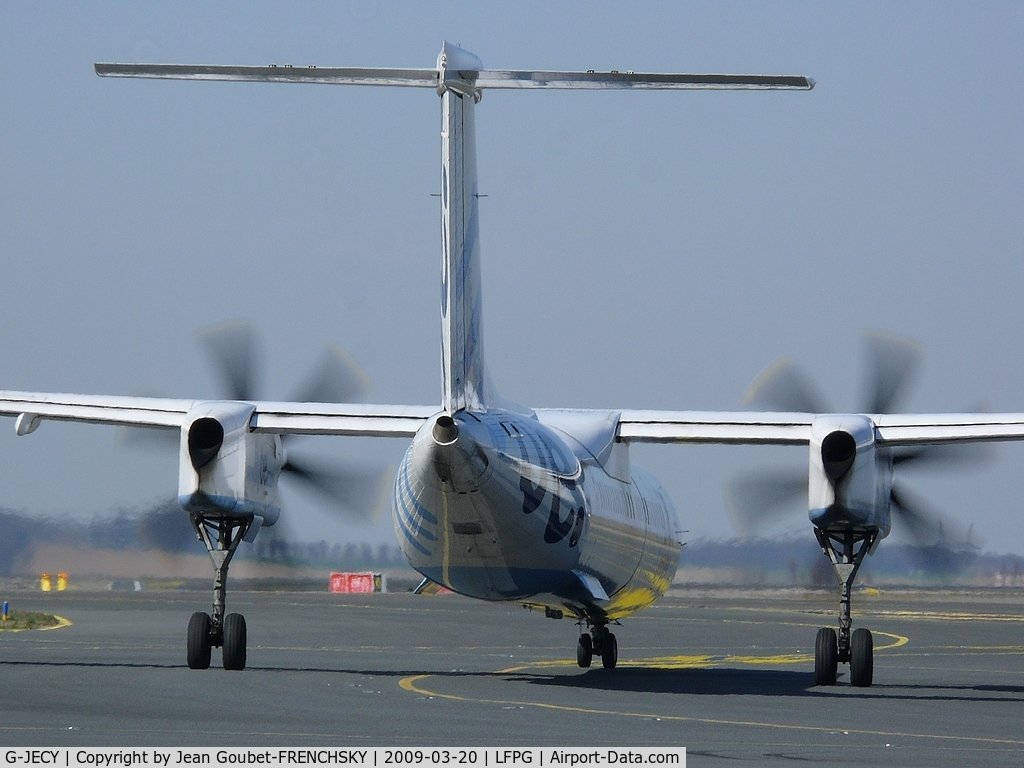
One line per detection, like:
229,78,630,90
2,585,1024,766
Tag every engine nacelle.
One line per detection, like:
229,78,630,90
177,402,284,529
808,414,892,539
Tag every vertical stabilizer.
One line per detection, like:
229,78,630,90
95,44,813,414
439,43,489,413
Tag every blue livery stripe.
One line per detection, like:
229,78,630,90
396,486,437,543
400,462,438,525
394,497,432,556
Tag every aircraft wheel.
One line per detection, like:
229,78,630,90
814,627,837,686
222,613,247,671
850,628,873,687
576,633,593,668
601,632,618,669
186,611,212,670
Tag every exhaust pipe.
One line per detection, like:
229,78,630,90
432,414,459,445
427,413,488,492
821,430,856,482
188,417,224,470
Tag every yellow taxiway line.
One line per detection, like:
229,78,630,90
391,631,1024,749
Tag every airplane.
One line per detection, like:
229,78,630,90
3,43,1023,686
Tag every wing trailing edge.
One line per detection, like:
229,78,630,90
616,409,1024,446
0,390,434,437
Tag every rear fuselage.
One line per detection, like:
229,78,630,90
393,409,681,622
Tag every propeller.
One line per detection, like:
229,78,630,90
730,331,985,565
134,499,204,555
291,342,371,405
281,455,391,520
124,320,389,556
743,359,829,414
196,321,386,523
196,321,260,402
196,320,371,406
726,468,807,534
743,331,921,415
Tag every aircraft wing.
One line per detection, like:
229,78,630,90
0,391,192,431
0,391,434,438
6,391,1024,446
616,409,1024,447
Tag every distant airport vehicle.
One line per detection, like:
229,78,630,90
2,43,1019,686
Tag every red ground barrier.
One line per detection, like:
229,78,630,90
329,572,383,593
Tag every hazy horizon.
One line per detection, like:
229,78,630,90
2,4,1023,555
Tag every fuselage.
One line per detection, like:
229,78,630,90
392,409,681,622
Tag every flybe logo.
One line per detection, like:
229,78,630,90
520,472,585,546
495,418,587,548
510,422,587,550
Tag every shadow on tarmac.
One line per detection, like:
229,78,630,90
508,666,817,696
5,657,1024,703
506,666,1024,702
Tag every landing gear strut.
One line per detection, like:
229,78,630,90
814,527,876,687
576,621,618,669
186,514,251,671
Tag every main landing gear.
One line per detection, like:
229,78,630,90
186,514,251,671
576,621,618,669
813,528,876,687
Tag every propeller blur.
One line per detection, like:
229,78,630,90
731,331,994,685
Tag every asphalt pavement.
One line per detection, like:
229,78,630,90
2,585,1024,767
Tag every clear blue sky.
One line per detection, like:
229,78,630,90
1,2,1023,552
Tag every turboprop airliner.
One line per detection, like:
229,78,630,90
5,43,1024,685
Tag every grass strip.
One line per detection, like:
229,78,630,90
0,610,61,631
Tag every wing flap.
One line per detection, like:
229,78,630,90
251,402,435,437
617,410,813,445
874,414,1024,445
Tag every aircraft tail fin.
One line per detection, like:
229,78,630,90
96,43,812,414
437,44,489,413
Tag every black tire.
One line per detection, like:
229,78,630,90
222,613,247,671
187,611,212,670
814,627,837,686
576,633,593,668
850,628,873,687
601,632,618,669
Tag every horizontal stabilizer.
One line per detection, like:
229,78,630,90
96,63,813,91
475,70,814,90
95,63,439,87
